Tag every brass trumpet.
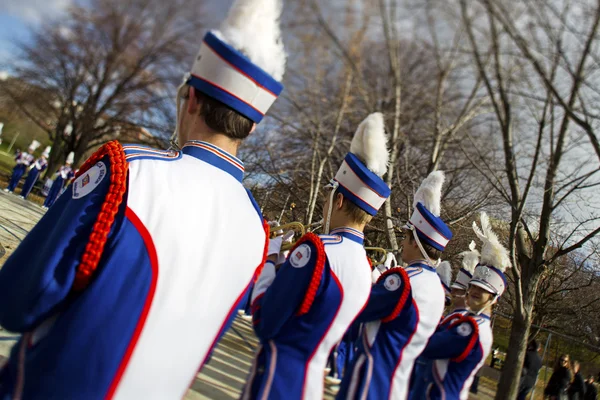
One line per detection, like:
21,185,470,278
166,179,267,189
365,247,388,265
270,221,322,251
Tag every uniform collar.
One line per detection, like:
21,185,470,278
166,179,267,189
182,140,244,183
329,227,364,245
407,259,437,273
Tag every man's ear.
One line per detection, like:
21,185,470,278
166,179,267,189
335,192,344,210
250,123,257,134
187,86,199,114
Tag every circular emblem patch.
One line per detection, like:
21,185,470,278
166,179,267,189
289,244,312,268
457,322,473,337
72,161,107,199
384,274,401,291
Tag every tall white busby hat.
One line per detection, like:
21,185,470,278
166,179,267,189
437,260,453,303
42,146,51,158
452,240,480,291
469,213,511,297
28,140,41,152
327,113,391,221
185,0,286,124
405,171,453,254
66,152,75,164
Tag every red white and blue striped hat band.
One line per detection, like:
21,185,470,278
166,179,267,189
469,264,507,296
187,31,284,124
451,268,473,290
408,202,452,251
333,153,391,216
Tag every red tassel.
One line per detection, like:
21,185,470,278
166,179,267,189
376,268,412,323
292,232,326,316
72,141,128,292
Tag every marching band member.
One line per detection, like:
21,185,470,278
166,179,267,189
338,171,453,400
244,113,391,400
20,146,50,199
409,260,453,391
42,152,74,209
448,241,480,316
0,0,286,398
4,140,39,193
409,212,510,400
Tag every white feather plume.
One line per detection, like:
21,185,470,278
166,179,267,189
458,240,480,274
437,260,453,288
413,171,445,216
215,0,286,81
472,213,511,272
350,112,389,177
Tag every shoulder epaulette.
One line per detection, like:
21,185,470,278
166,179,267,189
123,144,181,162
376,267,412,323
291,233,326,316
72,141,128,291
448,315,480,362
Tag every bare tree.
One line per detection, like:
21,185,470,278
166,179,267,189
0,0,204,173
458,0,600,397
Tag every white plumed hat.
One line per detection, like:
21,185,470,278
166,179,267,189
452,240,480,290
469,213,511,296
28,140,41,151
405,171,453,252
329,113,391,216
185,0,286,123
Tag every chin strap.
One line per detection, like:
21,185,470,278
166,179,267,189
324,181,339,234
168,74,190,151
407,223,440,268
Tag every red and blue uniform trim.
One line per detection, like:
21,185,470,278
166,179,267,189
182,141,245,183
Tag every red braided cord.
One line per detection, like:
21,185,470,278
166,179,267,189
254,220,271,282
293,232,326,316
449,315,479,362
376,267,412,323
72,141,128,292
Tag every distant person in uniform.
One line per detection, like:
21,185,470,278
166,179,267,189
42,152,75,209
518,340,543,400
20,146,50,199
5,140,39,193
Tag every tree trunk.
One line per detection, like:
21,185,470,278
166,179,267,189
495,268,541,400
44,143,66,179
495,309,530,400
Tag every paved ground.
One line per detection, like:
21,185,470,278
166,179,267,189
0,189,496,399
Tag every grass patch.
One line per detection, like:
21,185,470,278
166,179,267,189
0,152,15,175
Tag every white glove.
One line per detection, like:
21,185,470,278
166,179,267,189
371,268,382,284
267,236,283,257
384,253,397,269
267,230,295,257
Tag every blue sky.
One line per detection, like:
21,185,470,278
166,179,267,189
0,0,230,67
0,0,75,63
